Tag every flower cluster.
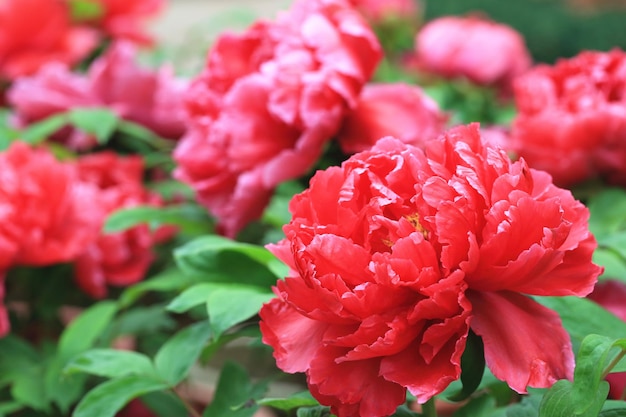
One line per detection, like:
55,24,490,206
8,41,187,149
512,49,626,186
0,143,167,335
173,0,382,237
260,124,601,417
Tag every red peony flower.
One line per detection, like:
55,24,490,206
70,0,164,45
174,0,381,237
338,83,447,153
260,123,601,417
587,280,626,400
511,49,626,187
0,141,103,268
347,0,420,23
8,41,188,149
0,0,97,80
74,152,168,298
414,15,531,90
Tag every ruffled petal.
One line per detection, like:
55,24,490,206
468,290,574,393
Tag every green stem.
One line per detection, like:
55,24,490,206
601,349,626,379
421,398,438,417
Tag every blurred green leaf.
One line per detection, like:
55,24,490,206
174,235,287,288
19,115,67,144
203,361,267,417
104,203,212,236
58,301,117,361
588,188,626,238
118,268,198,308
68,108,118,144
139,392,189,417
73,375,168,417
64,349,156,379
207,286,273,337
154,321,212,386
258,391,319,411
296,406,330,417
68,0,104,20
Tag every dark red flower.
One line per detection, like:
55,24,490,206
260,123,601,417
0,0,97,80
0,142,103,268
414,15,531,91
511,49,626,187
74,152,168,298
338,82,447,153
588,280,626,400
0,271,9,337
8,41,188,149
174,0,381,237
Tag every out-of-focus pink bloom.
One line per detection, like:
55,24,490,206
480,125,512,150
71,0,164,45
512,49,626,187
414,15,531,90
74,152,169,298
588,280,626,400
348,0,420,23
0,0,97,80
8,41,188,149
174,0,382,237
260,123,601,417
338,83,447,153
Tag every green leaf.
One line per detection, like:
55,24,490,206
203,361,268,417
104,204,213,236
447,329,485,401
537,297,626,353
258,391,319,411
570,335,615,409
452,394,496,417
68,108,118,144
600,401,626,417
73,375,168,417
166,283,218,313
296,406,330,417
154,321,212,386
207,286,273,337
588,188,626,238
11,366,48,411
174,235,286,288
139,391,189,417
68,0,104,20
64,349,156,379
593,249,626,282
44,355,88,412
539,379,609,417
20,115,67,144
58,301,118,361
118,268,199,308
0,336,40,384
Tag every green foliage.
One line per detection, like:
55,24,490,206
202,362,268,417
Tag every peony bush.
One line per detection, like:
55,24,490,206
0,0,625,416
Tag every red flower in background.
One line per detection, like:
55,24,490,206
8,41,188,149
174,0,381,237
260,124,600,417
588,280,626,400
414,15,531,91
74,152,170,298
70,0,164,45
512,49,626,187
0,0,97,80
338,83,447,153
0,142,103,268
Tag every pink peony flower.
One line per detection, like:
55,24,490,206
74,152,168,298
587,280,626,400
511,49,626,187
0,0,98,80
174,0,382,237
260,123,601,417
414,15,531,90
70,0,164,45
8,41,188,149
348,0,420,23
338,82,447,153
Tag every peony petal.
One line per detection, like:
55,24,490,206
468,290,574,393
